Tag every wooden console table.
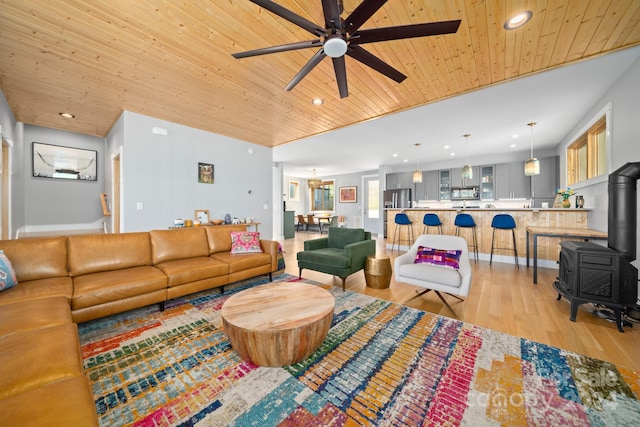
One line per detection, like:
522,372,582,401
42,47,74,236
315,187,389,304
525,226,608,284
221,282,334,366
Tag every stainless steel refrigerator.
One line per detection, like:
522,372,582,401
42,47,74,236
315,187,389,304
383,188,412,237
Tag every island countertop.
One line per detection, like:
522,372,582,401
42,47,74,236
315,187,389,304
385,208,597,266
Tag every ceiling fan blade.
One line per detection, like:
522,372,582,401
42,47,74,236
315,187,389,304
350,20,461,45
322,0,342,30
285,50,326,92
347,45,406,83
343,0,388,34
332,56,349,98
250,0,326,37
232,39,322,59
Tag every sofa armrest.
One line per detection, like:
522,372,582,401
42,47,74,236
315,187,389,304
304,237,329,251
344,239,376,270
260,239,279,271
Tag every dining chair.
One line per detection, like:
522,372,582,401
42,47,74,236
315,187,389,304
296,214,307,232
306,215,320,233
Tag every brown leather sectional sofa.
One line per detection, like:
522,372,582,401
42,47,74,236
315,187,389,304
0,225,279,426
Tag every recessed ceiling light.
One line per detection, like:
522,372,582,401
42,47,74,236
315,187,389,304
450,152,456,156
444,145,450,149
59,112,75,118
393,153,398,157
311,98,323,105
510,144,517,148
504,11,532,30
512,134,519,138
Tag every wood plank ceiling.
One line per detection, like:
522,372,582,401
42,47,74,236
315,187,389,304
1,0,639,147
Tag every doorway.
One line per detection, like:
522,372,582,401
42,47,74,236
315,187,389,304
362,175,380,235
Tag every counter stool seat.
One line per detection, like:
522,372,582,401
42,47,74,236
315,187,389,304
391,213,414,251
490,214,519,268
454,213,478,262
422,213,443,234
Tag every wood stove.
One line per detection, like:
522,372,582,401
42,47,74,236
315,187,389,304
555,162,640,332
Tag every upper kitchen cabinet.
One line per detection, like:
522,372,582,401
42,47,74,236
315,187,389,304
451,166,480,187
415,170,440,200
495,161,531,199
386,172,413,189
439,169,451,200
479,165,495,200
531,156,559,198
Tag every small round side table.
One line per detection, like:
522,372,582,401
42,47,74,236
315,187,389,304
365,255,392,289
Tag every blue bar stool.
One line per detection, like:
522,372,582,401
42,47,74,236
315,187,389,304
391,213,414,251
422,213,443,234
490,214,519,268
454,213,478,262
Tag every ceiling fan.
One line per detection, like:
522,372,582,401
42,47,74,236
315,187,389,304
232,0,461,98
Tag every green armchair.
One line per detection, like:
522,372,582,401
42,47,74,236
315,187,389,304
297,227,376,291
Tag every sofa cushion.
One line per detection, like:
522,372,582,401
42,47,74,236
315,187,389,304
0,236,68,282
0,250,18,291
0,276,73,307
414,246,462,270
154,257,228,287
327,228,366,249
68,232,152,277
205,225,248,254
230,231,263,254
0,323,83,400
0,377,99,427
296,248,352,269
150,228,210,264
0,296,71,337
71,266,167,310
210,251,272,273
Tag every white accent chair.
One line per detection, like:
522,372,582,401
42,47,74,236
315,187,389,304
394,234,472,317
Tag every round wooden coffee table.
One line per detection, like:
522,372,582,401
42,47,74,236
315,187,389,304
221,282,335,367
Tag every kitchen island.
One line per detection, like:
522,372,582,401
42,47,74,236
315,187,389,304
386,208,600,267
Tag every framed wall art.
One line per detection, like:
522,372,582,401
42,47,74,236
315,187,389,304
288,180,300,201
198,162,214,184
339,186,357,203
32,142,97,181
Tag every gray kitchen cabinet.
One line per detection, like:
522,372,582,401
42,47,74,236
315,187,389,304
386,172,413,189
531,156,559,198
451,166,480,187
479,165,495,200
495,161,531,199
439,169,451,200
414,171,440,200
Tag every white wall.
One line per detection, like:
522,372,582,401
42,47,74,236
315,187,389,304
112,111,274,238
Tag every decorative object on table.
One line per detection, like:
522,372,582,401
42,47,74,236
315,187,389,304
173,218,185,228
224,213,232,224
524,122,540,176
211,219,224,225
576,195,585,208
184,219,193,227
197,162,214,184
412,143,422,184
193,220,201,227
32,142,97,181
80,274,640,427
246,216,254,223
461,134,473,181
557,187,575,208
339,186,357,203
195,209,210,224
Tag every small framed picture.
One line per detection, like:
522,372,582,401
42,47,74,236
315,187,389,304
198,162,214,184
339,186,357,203
195,210,210,224
288,180,300,201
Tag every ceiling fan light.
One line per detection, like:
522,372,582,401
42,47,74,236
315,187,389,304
524,158,540,176
461,164,473,180
412,169,422,183
324,36,347,58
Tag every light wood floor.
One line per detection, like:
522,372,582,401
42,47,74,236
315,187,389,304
280,231,640,371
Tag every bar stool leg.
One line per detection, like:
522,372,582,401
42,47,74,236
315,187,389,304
472,227,478,263
512,228,519,269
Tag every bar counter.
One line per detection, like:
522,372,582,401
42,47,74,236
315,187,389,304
386,208,599,266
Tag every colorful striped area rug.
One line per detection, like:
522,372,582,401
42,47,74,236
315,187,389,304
78,274,640,426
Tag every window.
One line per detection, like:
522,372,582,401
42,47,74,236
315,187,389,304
567,116,607,186
311,180,334,211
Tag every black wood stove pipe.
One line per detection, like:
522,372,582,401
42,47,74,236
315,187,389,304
608,162,640,261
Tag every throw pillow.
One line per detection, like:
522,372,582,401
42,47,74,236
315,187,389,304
230,231,263,254
413,246,462,270
0,250,18,292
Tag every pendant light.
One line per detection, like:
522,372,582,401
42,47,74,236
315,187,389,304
307,168,321,189
524,122,540,176
461,134,473,181
412,143,422,184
